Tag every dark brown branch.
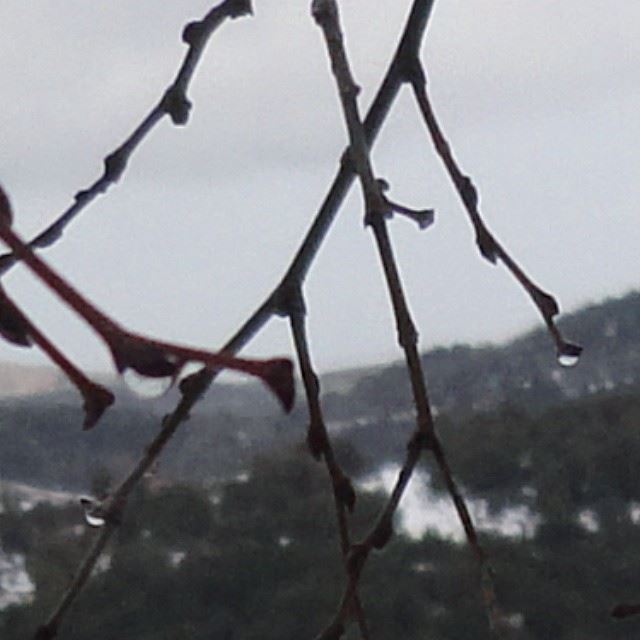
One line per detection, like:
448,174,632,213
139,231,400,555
312,0,501,635
30,376,203,640
406,60,582,364
30,2,439,634
0,0,253,274
283,287,368,638
34,525,114,640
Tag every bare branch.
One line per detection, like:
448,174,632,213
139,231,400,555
0,221,295,413
406,60,582,364
0,286,114,429
312,0,501,634
0,0,253,274
27,1,440,632
283,286,368,637
34,525,114,640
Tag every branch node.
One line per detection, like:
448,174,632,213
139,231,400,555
161,86,192,125
375,179,434,230
0,186,13,227
363,202,392,228
272,282,305,318
311,0,337,25
74,189,92,205
346,543,368,578
407,429,433,454
103,149,128,183
334,472,357,513
398,317,418,349
178,367,210,398
460,175,478,211
307,421,329,460
398,54,425,87
226,0,253,19
182,20,205,45
475,225,499,264
0,290,33,347
81,384,115,431
532,288,560,320
370,516,394,550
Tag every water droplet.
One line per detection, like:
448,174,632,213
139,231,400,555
557,342,582,368
557,352,580,368
123,369,173,398
85,512,106,528
80,497,106,528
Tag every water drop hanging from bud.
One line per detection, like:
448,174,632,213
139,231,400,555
557,342,583,368
122,368,173,398
80,497,106,528
557,352,579,368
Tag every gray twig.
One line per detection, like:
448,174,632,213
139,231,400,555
312,0,501,635
284,286,369,638
406,60,582,363
0,0,253,274
30,2,438,636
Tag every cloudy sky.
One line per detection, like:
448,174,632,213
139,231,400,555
0,1,638,377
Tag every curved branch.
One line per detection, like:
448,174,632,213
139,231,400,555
30,2,438,635
0,0,253,274
406,60,582,363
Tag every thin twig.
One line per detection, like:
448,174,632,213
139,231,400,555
30,375,200,640
0,0,254,274
406,60,582,362
29,2,440,634
284,286,369,638
311,0,501,635
34,525,114,640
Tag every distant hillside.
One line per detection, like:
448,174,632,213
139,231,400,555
0,362,65,398
325,290,640,420
1,290,639,490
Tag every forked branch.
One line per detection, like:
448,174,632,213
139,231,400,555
27,4,439,635
0,219,295,415
312,0,501,633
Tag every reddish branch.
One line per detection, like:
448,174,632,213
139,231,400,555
0,286,114,428
20,3,441,636
0,213,294,414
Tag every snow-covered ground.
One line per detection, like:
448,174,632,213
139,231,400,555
360,465,541,541
1,481,81,610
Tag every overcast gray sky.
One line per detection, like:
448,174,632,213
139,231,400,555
0,1,638,377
